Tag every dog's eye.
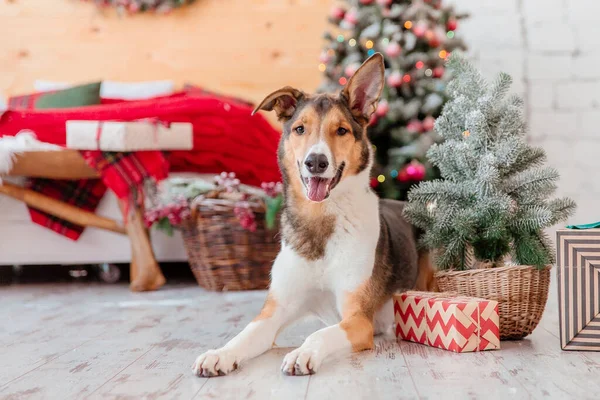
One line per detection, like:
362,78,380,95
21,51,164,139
337,127,348,136
295,126,305,135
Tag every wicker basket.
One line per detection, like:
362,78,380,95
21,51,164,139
180,198,280,291
435,264,551,340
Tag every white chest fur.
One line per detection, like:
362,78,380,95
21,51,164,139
270,172,381,319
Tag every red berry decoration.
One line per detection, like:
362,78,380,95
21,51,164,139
370,177,379,188
360,0,375,4
447,19,458,31
422,116,436,132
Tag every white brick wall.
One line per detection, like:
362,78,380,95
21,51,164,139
452,0,600,236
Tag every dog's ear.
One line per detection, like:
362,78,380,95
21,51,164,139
341,53,385,121
252,86,304,121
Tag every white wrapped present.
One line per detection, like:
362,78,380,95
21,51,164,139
66,120,193,151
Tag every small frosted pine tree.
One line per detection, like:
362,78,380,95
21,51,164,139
404,54,576,270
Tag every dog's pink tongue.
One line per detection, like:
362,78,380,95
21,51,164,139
307,177,330,202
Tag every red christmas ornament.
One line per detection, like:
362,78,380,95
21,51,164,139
330,6,346,21
370,177,379,188
360,0,375,4
376,100,389,117
447,19,458,31
433,66,445,78
344,8,359,25
397,168,410,182
369,114,378,126
428,33,441,48
402,161,426,182
406,119,423,133
387,71,403,87
422,116,435,132
345,63,360,77
385,42,402,58
128,2,140,13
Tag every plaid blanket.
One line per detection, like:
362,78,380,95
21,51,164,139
25,151,169,241
27,178,107,241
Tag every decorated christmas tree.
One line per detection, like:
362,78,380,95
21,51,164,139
404,54,576,270
319,0,467,200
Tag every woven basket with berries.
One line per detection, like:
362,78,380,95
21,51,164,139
145,173,283,291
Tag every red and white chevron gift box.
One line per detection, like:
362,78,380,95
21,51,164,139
393,291,500,353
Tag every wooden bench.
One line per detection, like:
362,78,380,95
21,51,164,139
1,150,166,291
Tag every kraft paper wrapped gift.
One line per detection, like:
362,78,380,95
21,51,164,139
66,120,193,151
393,291,500,353
557,225,600,351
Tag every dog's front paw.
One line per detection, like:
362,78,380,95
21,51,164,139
281,347,322,376
192,349,238,377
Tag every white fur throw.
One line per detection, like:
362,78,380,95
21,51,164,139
0,131,63,176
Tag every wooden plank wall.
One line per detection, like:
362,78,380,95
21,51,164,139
0,0,332,123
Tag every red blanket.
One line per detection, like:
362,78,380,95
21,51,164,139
0,91,282,240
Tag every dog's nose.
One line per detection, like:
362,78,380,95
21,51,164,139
304,153,329,175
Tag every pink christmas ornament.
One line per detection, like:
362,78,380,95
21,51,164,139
369,114,378,126
413,24,427,38
344,8,359,25
387,71,403,87
360,0,375,4
404,161,426,181
376,100,389,117
385,42,402,58
377,0,393,5
330,6,346,21
422,116,435,132
345,63,361,77
406,119,423,133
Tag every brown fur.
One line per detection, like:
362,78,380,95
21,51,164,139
415,252,439,292
253,293,277,322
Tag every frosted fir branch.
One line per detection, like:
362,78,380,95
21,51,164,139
504,167,559,197
509,205,553,232
547,197,577,225
508,147,547,175
407,180,472,204
489,72,513,104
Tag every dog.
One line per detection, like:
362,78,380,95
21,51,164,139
192,53,436,377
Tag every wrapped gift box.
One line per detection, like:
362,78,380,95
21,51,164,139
66,120,193,151
393,291,500,353
557,226,600,351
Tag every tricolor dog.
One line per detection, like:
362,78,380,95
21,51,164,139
192,53,436,377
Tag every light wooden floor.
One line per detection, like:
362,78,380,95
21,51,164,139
1,275,599,400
